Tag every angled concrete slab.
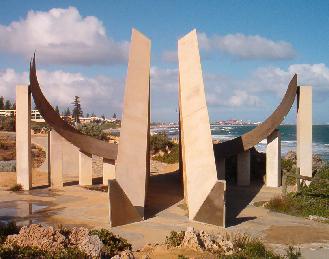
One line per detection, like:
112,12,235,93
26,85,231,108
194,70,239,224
110,28,151,226
266,129,281,187
297,86,312,179
178,29,225,227
16,85,32,190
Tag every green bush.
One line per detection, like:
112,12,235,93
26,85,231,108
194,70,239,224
0,222,20,244
165,230,185,247
89,229,131,257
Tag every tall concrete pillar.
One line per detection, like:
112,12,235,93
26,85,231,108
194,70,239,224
109,29,151,227
16,85,32,190
266,129,281,187
103,159,115,185
237,150,250,186
178,29,225,227
297,86,312,178
49,130,63,188
79,151,92,186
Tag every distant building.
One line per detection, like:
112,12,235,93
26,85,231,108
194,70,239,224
0,109,45,122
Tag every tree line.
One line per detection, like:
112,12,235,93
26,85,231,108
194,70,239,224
0,96,16,110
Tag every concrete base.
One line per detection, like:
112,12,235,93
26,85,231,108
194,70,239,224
216,158,226,180
297,86,312,179
103,159,115,185
49,130,64,188
266,130,281,187
79,151,92,186
237,150,251,186
16,85,32,190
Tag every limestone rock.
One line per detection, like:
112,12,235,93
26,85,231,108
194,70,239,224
69,227,103,257
5,224,65,252
5,224,103,258
180,227,204,251
111,250,135,259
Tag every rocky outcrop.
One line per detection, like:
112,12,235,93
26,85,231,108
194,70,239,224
5,224,103,258
5,224,65,252
68,227,103,257
179,227,233,255
283,151,326,175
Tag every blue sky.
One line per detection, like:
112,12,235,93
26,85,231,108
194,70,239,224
0,0,329,123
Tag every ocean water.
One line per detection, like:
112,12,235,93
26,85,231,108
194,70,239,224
151,125,329,161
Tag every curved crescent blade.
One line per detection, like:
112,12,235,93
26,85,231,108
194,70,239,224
214,74,297,159
29,55,118,162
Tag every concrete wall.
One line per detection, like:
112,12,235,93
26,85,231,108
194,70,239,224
16,85,32,190
49,130,63,188
79,151,92,186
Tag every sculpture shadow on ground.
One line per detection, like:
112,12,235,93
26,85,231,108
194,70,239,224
145,170,184,219
225,182,262,227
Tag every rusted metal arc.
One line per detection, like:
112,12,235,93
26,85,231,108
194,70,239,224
214,74,298,159
29,56,118,162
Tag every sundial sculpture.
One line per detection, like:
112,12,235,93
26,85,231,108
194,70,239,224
16,28,311,228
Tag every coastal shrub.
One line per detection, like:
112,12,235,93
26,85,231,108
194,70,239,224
154,143,179,164
89,229,132,257
0,117,15,132
0,245,88,258
150,132,173,153
266,165,329,219
225,234,285,259
31,121,50,134
100,121,121,130
281,158,296,185
285,246,302,259
8,184,23,192
165,230,185,247
78,123,109,141
0,160,16,172
266,193,328,218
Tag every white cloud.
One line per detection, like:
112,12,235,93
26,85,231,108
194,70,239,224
0,68,123,115
0,7,129,65
248,63,329,95
150,66,178,92
162,50,177,63
197,32,296,60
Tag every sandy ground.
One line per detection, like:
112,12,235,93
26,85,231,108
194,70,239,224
0,132,328,258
